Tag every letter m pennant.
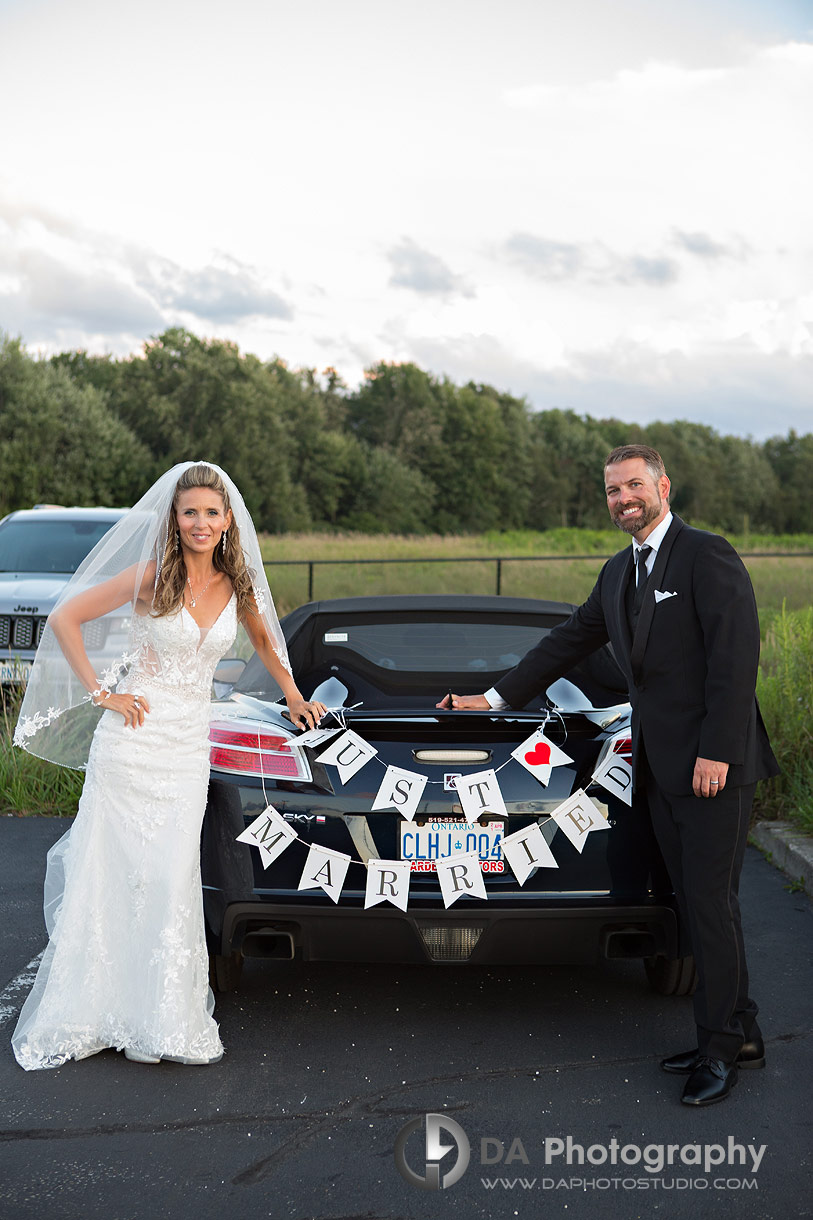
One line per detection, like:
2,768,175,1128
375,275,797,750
236,805,298,869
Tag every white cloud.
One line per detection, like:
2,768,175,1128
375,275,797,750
671,230,742,260
143,257,293,324
388,239,473,298
503,234,681,285
0,2,810,438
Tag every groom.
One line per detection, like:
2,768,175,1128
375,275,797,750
440,444,779,1106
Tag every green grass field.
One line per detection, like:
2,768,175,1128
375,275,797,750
260,529,813,617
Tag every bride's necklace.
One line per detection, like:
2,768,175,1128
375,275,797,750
187,572,216,608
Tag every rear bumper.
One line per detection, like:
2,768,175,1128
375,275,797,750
206,898,681,966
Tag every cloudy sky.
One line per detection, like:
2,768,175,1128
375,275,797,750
1,0,811,438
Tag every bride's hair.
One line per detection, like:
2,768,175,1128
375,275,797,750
152,464,257,620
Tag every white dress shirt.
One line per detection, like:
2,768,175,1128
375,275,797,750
484,512,674,709
632,510,673,578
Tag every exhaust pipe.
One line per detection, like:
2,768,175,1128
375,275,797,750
603,929,658,959
241,930,296,960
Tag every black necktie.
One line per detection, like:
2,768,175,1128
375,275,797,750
635,544,652,589
630,544,652,626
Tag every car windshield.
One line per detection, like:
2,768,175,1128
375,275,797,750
318,620,544,673
0,518,119,574
233,606,629,708
236,610,569,706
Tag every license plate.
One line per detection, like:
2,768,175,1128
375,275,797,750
400,819,504,873
0,659,32,684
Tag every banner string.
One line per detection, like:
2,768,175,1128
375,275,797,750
240,706,609,876
316,705,569,785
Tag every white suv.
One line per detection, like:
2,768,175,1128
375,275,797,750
0,506,127,684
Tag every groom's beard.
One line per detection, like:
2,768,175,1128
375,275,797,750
611,495,663,535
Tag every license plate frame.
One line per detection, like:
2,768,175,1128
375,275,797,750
0,658,32,685
400,818,505,873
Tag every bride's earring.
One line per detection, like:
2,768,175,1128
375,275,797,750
221,529,228,552
175,530,180,552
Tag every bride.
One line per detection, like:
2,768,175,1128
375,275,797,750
12,461,325,1069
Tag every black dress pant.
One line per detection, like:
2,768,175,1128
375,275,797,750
646,778,760,1063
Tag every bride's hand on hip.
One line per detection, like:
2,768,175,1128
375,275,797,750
95,691,151,728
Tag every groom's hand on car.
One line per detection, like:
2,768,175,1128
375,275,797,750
435,692,491,710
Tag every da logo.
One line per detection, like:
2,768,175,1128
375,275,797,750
394,1113,470,1190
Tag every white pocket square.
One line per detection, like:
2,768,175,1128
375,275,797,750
654,589,677,603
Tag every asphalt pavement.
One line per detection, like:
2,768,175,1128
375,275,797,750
0,815,811,1220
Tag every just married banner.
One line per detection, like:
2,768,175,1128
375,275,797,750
235,723,633,911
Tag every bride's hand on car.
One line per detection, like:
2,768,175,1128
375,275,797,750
286,696,327,730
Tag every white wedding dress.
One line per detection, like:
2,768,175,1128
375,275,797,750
12,595,238,1070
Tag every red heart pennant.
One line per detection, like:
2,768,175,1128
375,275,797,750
524,741,551,767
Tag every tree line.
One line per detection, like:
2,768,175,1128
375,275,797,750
1,328,810,534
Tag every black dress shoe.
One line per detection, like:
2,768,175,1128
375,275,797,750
681,1057,738,1106
735,1036,766,1070
660,1036,766,1074
661,1047,704,1074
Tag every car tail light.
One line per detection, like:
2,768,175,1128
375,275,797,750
612,736,633,762
209,720,310,780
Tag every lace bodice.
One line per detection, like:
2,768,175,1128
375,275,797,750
128,595,238,699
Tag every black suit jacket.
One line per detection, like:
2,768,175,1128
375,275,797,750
495,515,779,796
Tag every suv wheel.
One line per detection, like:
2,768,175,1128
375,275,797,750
209,950,244,993
644,953,698,996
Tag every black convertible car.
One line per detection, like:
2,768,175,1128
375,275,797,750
201,595,696,996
